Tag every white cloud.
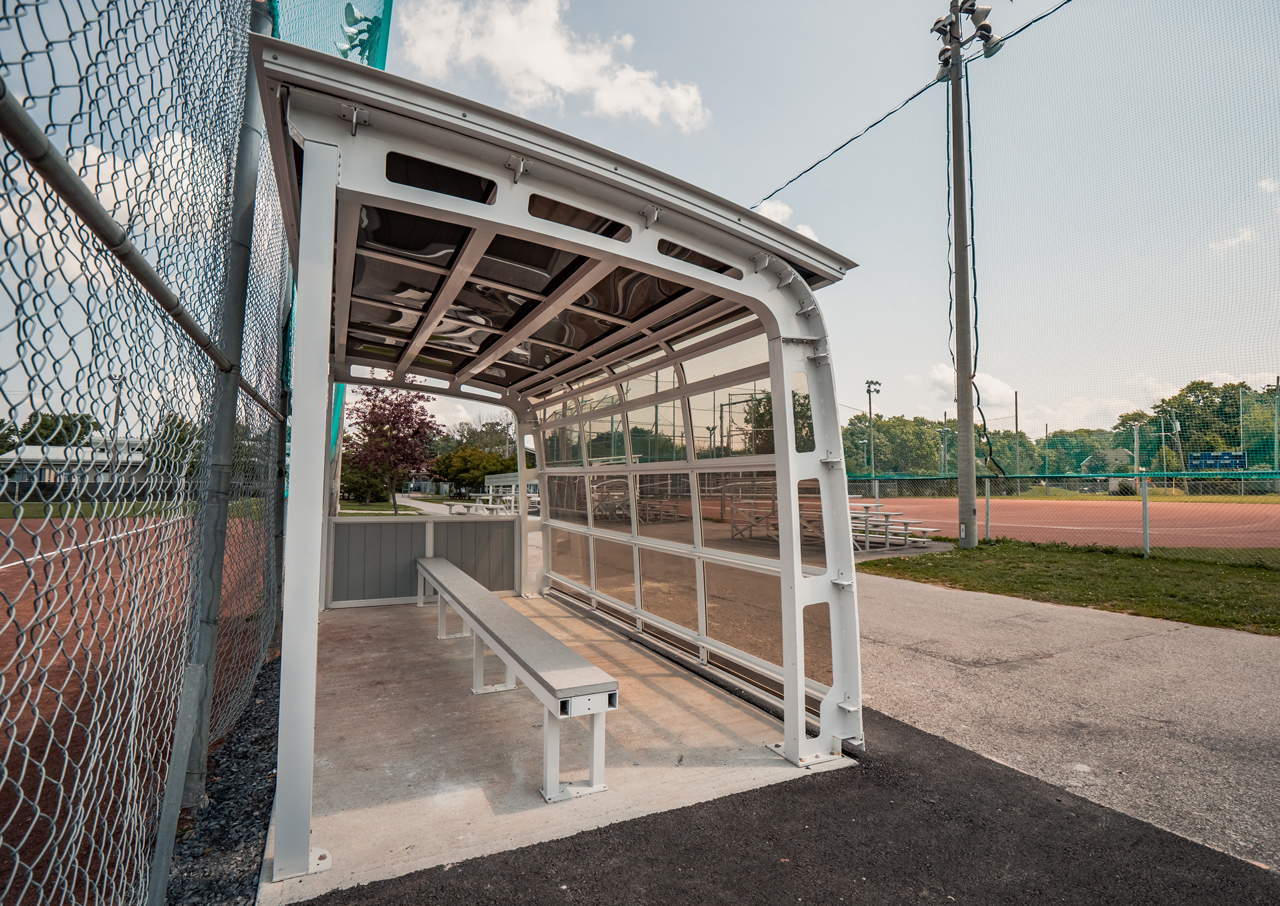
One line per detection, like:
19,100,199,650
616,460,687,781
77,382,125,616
1209,227,1255,251
795,224,818,241
756,199,793,224
1259,178,1279,194
400,0,710,132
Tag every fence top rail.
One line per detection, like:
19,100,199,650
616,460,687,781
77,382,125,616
848,471,1280,481
330,513,520,524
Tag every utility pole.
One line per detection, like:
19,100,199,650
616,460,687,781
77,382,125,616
932,0,998,547
1271,377,1280,495
866,379,880,482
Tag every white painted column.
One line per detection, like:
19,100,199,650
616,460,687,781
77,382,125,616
273,140,339,882
516,418,536,595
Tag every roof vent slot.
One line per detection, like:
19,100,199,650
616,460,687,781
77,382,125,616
658,240,743,280
528,194,632,242
385,152,496,204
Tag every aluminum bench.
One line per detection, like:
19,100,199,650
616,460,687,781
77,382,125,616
416,557,619,803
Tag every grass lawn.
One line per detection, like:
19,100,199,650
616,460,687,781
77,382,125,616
337,501,406,515
858,538,1280,635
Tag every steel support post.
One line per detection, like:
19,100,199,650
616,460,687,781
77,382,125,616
273,140,339,881
950,3,978,549
1141,477,1150,558
181,0,273,810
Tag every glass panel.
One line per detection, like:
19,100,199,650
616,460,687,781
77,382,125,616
584,416,628,465
593,537,637,605
682,334,769,385
797,478,827,570
671,315,755,350
578,267,689,321
359,207,469,267
499,341,565,372
803,602,834,687
657,239,743,279
697,471,780,560
620,367,678,401
589,474,632,534
542,423,582,467
532,307,618,351
539,398,577,424
529,194,632,242
688,378,774,458
578,383,622,413
546,475,589,525
639,548,698,631
350,253,442,306
448,282,529,331
548,527,590,585
626,400,686,463
792,372,816,454
471,234,583,294
635,473,694,546
704,563,782,667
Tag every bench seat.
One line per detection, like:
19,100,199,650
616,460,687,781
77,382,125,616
417,557,618,802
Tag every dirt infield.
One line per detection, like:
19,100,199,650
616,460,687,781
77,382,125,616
876,497,1280,549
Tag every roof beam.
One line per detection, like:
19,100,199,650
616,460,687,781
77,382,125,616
456,258,616,383
523,296,735,399
509,287,711,394
393,226,497,379
331,199,363,364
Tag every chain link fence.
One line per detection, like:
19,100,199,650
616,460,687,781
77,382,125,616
0,0,290,901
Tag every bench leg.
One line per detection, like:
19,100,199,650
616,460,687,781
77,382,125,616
542,708,570,803
589,711,606,789
436,599,470,640
471,634,516,695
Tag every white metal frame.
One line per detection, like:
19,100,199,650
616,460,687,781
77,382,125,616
254,34,861,881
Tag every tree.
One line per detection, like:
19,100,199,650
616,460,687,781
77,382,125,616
146,413,203,477
345,388,443,514
339,433,390,503
434,446,516,490
20,412,101,446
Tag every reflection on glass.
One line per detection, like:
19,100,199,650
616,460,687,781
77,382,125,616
635,473,694,546
704,562,782,667
546,475,588,525
593,537,636,606
620,367,678,402
682,334,768,385
542,423,582,466
803,602,833,687
538,397,576,424
639,548,698,631
585,415,627,465
627,400,686,463
697,471,780,560
688,379,774,458
472,234,581,294
577,382,622,413
791,372,816,454
548,527,590,585
589,474,632,534
797,478,827,570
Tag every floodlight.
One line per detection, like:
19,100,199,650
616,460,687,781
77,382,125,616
936,65,951,83
967,5,991,27
938,45,953,64
931,14,954,38
974,21,993,41
981,35,1004,57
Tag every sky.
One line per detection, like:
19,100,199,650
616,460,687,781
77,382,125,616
369,0,1279,433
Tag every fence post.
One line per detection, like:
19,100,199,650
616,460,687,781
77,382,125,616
181,0,274,810
984,478,990,540
1141,475,1149,558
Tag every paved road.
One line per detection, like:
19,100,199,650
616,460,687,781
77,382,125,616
856,573,1280,871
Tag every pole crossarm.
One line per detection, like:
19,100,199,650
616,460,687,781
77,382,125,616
0,77,284,423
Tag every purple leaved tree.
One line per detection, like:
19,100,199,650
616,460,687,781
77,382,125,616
347,388,444,515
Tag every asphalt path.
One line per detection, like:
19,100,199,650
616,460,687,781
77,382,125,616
295,708,1279,906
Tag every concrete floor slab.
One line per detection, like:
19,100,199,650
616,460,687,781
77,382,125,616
256,596,848,904
856,572,1280,871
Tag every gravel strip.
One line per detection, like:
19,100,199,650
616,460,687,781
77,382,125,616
165,657,280,905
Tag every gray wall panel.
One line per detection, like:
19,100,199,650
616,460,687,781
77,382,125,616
330,517,517,603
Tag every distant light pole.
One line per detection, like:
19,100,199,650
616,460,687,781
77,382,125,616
931,0,1001,547
936,426,952,478
108,373,125,479
1267,377,1280,494
865,380,881,481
